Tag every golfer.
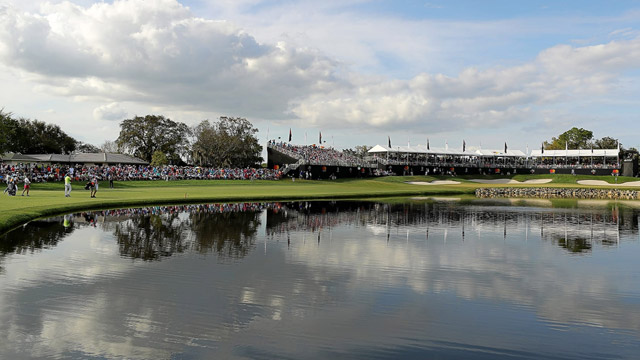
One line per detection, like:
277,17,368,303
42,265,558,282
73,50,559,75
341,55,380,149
21,176,30,196
64,174,72,197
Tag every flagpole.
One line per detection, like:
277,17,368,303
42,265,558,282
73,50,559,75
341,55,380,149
265,125,270,166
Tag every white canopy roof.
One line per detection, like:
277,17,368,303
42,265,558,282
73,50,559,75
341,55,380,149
368,145,524,157
529,149,618,158
369,144,618,158
475,149,526,157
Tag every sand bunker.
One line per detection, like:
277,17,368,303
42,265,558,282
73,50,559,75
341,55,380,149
469,179,518,184
407,180,461,185
408,179,554,185
577,180,640,187
469,179,553,184
522,179,554,184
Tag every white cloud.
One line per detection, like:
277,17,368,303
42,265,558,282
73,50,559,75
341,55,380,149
93,102,128,121
0,0,639,148
0,0,338,120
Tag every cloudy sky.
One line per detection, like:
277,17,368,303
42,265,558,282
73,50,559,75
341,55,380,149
1,0,639,152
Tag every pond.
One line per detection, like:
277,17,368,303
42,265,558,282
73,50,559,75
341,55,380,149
1,198,640,359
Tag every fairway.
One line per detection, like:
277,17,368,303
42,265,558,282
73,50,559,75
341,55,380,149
1,174,639,234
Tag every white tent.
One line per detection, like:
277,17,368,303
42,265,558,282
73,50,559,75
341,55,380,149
475,149,526,157
529,149,618,158
368,144,520,158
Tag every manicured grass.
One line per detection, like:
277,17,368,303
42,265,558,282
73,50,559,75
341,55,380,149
2,174,639,234
1,178,470,234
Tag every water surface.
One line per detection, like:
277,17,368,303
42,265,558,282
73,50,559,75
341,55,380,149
1,199,640,359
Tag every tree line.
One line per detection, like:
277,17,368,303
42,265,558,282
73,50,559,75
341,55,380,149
1,109,78,154
543,127,628,151
3,107,635,166
116,115,262,167
0,109,264,168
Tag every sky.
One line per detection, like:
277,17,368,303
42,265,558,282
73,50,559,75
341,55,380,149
1,0,640,153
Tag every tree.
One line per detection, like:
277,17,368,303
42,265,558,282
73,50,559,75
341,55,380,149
150,150,169,166
593,136,619,149
116,115,190,163
343,145,372,158
75,142,100,153
0,109,16,154
0,110,77,154
623,147,638,160
100,140,119,153
191,117,263,167
544,127,593,150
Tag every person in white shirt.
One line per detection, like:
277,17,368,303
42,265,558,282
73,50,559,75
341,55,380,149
21,176,31,196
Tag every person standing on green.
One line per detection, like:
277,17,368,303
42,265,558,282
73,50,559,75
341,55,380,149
64,174,72,197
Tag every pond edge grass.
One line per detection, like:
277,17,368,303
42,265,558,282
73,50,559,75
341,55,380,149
1,187,472,235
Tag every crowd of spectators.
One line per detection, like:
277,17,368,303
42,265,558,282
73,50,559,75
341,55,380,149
71,202,283,226
372,155,618,169
269,141,369,167
1,163,282,184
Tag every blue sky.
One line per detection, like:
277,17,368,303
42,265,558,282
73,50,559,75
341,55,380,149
1,0,640,153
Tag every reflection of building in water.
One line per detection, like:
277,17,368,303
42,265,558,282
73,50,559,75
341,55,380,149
2,201,638,262
266,201,640,254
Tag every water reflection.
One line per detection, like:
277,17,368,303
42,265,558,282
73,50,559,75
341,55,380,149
1,199,640,359
0,218,72,257
1,200,638,262
267,200,636,254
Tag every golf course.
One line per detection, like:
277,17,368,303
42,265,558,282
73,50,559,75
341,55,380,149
2,174,639,234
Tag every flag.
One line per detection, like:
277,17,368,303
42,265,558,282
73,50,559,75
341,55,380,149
504,142,508,153
427,138,430,150
319,131,322,144
288,128,292,142
463,140,466,152
388,136,391,148
541,142,544,154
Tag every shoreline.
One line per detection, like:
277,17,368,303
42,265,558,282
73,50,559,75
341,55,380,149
2,176,640,235
1,179,472,235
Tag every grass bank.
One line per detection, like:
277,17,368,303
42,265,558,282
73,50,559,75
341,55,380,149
1,177,470,234
2,174,638,235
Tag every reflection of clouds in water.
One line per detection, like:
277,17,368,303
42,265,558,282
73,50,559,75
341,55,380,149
35,293,166,360
1,201,640,359
0,229,158,358
1,228,129,290
285,217,640,334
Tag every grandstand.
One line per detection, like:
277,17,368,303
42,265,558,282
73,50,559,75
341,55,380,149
268,140,636,178
267,141,377,179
